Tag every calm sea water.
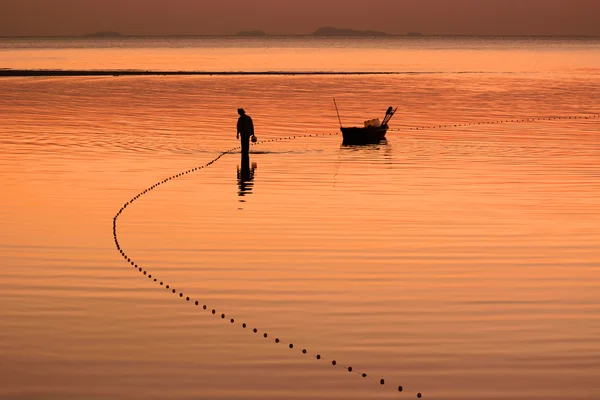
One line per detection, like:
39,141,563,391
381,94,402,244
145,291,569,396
1,37,599,400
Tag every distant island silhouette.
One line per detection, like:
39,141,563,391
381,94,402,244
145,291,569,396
237,30,268,37
84,31,123,37
311,27,389,37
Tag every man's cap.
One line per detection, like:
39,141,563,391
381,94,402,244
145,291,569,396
237,108,246,114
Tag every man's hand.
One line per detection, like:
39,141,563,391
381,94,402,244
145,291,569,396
236,133,239,139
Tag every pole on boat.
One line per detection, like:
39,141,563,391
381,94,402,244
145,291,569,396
333,98,343,129
382,106,398,126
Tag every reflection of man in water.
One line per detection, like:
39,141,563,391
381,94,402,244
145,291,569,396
237,153,256,200
236,108,255,155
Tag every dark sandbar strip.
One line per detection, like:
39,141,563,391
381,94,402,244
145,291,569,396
0,69,475,77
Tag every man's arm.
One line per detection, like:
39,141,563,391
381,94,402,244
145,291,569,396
236,118,240,139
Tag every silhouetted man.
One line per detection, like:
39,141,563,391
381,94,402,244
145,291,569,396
236,108,255,155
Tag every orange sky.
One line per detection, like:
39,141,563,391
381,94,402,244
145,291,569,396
1,0,599,37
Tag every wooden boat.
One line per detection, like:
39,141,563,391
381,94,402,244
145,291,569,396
341,126,389,145
334,101,398,145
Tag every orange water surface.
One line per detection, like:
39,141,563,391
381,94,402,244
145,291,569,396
1,37,599,400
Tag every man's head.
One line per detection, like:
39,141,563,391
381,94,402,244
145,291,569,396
238,108,246,115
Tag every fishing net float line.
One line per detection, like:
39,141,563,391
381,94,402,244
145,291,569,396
389,114,600,131
112,138,422,398
112,112,598,400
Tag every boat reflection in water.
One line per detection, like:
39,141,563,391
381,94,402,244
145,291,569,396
340,139,390,151
237,153,257,201
339,139,394,164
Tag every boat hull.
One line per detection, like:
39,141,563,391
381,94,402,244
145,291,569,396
341,126,388,145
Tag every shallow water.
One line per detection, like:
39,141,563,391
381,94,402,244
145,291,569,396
0,38,599,400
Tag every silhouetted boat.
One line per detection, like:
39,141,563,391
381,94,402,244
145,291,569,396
341,125,389,145
334,101,398,145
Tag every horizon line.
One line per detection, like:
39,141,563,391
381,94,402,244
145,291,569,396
2,34,600,39
0,69,506,77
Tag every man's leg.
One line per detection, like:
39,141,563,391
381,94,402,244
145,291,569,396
241,136,250,155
